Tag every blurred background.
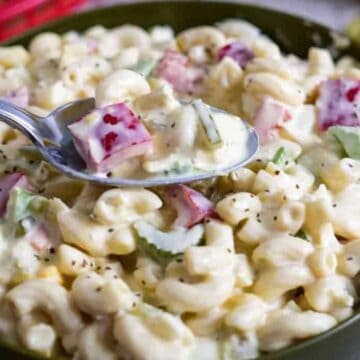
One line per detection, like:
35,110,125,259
0,0,359,41
83,0,359,30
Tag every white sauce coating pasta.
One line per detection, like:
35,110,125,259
0,19,359,360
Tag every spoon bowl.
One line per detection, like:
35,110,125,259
0,98,259,187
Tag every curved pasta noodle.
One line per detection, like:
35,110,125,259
61,57,111,92
303,185,335,244
246,58,293,80
33,81,75,110
0,46,30,68
7,280,83,352
321,158,360,192
113,304,194,360
216,192,261,226
230,168,256,192
233,254,254,287
338,239,360,276
29,33,62,60
18,314,56,356
113,25,151,50
185,307,226,336
202,57,243,113
254,264,314,299
225,293,267,331
258,306,337,351
307,48,335,76
56,244,94,277
71,271,136,315
156,222,235,313
57,194,141,256
252,163,314,201
304,275,355,317
216,19,260,46
276,201,305,234
176,26,226,55
236,215,270,246
204,219,235,249
156,247,235,313
77,320,117,360
134,256,163,290
111,47,140,69
150,26,175,48
252,234,313,269
92,188,162,225
307,248,337,278
332,184,360,239
95,69,151,106
243,72,305,106
252,36,281,59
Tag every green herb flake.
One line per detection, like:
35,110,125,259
327,126,360,160
295,229,310,242
272,146,293,168
192,99,223,149
131,58,157,78
133,221,203,265
5,188,48,237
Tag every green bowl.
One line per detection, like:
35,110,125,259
1,1,360,359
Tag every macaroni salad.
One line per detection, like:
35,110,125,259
0,19,359,360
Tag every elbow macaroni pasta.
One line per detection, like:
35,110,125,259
0,19,358,360
7,280,84,352
258,304,337,352
71,272,136,315
113,304,194,360
77,320,117,360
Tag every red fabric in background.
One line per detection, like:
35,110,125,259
0,0,86,41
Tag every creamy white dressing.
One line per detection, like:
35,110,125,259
0,18,360,360
193,112,250,171
103,102,251,179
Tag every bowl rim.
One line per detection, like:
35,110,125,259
1,0,344,47
1,1,360,359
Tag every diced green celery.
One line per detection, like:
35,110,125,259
327,126,360,160
163,163,193,177
5,188,48,237
134,221,204,264
131,58,157,77
192,99,223,149
295,229,310,242
272,146,293,168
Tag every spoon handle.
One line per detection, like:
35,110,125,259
0,100,48,147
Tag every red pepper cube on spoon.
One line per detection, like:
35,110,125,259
68,102,152,173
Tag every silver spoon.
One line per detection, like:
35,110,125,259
0,98,259,187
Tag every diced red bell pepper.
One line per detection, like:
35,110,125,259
217,41,254,68
165,184,215,228
2,86,29,108
157,50,205,95
0,173,29,216
68,102,152,173
253,97,293,144
317,79,360,131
